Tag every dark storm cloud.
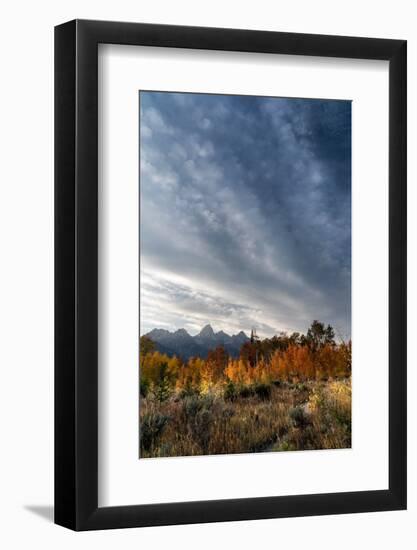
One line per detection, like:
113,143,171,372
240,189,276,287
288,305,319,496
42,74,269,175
140,91,351,338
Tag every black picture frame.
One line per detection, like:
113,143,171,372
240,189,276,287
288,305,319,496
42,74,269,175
55,19,407,531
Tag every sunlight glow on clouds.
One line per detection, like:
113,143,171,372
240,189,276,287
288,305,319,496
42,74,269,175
140,92,351,338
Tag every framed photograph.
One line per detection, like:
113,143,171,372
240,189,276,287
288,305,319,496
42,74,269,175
55,20,406,530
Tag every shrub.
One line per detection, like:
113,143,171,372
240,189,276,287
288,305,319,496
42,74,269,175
140,377,150,398
326,380,351,429
182,394,202,419
182,394,213,419
154,376,171,402
275,440,297,452
192,408,213,452
224,380,237,401
140,413,169,452
238,385,255,398
221,405,235,419
289,406,310,428
253,383,272,400
178,384,200,399
180,394,215,453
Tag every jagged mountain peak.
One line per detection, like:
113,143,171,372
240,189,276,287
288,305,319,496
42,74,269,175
175,328,191,337
144,325,250,361
147,328,169,336
198,324,215,338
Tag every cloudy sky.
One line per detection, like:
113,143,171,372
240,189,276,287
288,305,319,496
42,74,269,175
139,91,351,339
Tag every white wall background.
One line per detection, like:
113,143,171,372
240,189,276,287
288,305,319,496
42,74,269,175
0,0,415,548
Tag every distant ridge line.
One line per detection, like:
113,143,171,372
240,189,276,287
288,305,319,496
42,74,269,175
143,324,250,360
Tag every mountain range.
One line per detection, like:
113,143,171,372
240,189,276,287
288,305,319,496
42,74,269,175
144,324,249,360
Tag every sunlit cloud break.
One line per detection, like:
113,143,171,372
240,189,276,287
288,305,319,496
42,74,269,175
140,91,351,339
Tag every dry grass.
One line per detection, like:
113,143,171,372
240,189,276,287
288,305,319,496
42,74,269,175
140,379,351,458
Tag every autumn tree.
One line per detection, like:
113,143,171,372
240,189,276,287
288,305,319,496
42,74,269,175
239,341,261,367
154,362,171,402
207,346,229,377
140,335,156,363
306,320,335,351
